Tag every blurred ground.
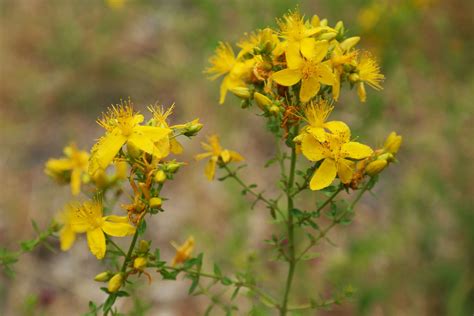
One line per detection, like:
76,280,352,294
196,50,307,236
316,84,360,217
0,0,473,315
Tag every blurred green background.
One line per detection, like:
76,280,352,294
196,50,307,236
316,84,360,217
1,0,473,315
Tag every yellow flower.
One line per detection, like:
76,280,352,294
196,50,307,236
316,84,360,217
355,52,384,102
57,202,79,251
45,144,89,195
171,236,195,266
272,39,336,102
69,200,136,259
195,135,244,180
205,42,254,104
297,99,347,142
89,101,171,176
106,0,125,10
237,28,282,58
301,123,373,190
148,104,184,156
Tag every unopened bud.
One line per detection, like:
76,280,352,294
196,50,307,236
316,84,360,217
269,105,280,115
318,31,337,41
107,273,123,293
164,162,183,173
127,142,141,159
293,134,304,144
149,197,162,208
94,271,113,282
254,92,273,110
115,160,128,180
311,15,320,27
335,21,344,32
133,257,147,270
183,120,203,137
154,169,167,183
348,73,360,82
383,132,402,154
365,159,388,176
340,36,360,51
230,87,251,99
320,18,328,27
138,240,150,253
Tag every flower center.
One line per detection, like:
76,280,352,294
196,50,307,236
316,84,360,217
301,60,320,80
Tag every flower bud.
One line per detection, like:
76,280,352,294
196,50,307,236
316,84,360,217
348,73,360,82
269,105,280,115
94,271,113,282
164,161,183,173
383,132,402,154
320,18,328,26
335,21,344,32
115,160,128,180
311,15,320,27
254,92,272,110
377,152,395,162
182,120,203,137
230,87,251,99
149,197,162,208
138,240,150,253
318,31,337,41
154,170,167,183
107,273,123,293
365,159,388,176
133,257,147,270
340,37,360,51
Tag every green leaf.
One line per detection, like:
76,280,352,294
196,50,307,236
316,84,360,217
300,252,321,261
137,220,147,236
213,263,222,277
20,240,38,252
221,277,233,286
103,294,117,313
231,286,241,300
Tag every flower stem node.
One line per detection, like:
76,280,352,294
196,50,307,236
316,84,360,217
107,273,124,293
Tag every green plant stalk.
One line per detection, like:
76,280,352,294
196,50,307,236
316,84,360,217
280,144,297,316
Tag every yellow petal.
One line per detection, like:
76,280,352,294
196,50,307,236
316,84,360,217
170,138,184,154
104,215,131,223
310,159,337,190
70,168,81,196
128,135,156,156
325,121,350,142
135,125,171,142
341,142,373,159
272,68,302,86
59,225,76,251
317,62,336,85
221,150,231,163
301,134,325,162
300,77,321,102
87,228,106,259
337,159,355,184
102,220,136,237
219,78,229,104
89,132,127,175
229,151,244,161
46,159,73,172
152,136,171,158
332,74,341,101
307,126,326,142
205,158,217,180
312,40,329,63
300,38,317,60
357,82,367,102
286,41,304,69
195,152,213,161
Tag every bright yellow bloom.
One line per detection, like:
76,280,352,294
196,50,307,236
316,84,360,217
195,135,244,180
297,100,347,142
106,0,125,10
57,202,79,251
301,123,373,190
171,236,195,266
237,28,283,59
272,39,336,102
89,101,171,176
205,42,254,104
69,200,136,259
355,52,384,102
45,144,89,195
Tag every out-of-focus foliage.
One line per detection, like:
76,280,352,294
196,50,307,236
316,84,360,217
0,0,473,315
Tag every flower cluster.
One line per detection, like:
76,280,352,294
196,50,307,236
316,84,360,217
46,99,203,263
206,10,400,190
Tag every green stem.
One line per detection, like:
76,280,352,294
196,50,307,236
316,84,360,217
106,237,127,257
222,165,283,218
281,145,297,316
